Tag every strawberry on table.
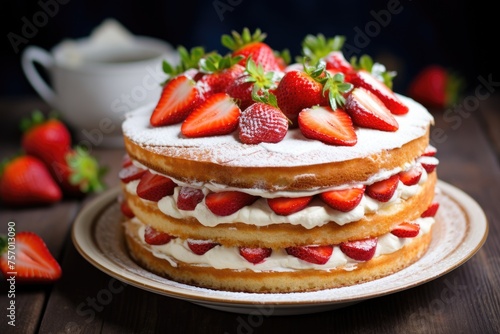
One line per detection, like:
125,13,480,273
365,174,400,202
320,185,365,212
204,191,258,216
187,239,220,255
239,247,272,264
144,226,175,245
286,245,333,265
339,237,377,261
136,171,177,202
267,196,313,216
391,222,420,238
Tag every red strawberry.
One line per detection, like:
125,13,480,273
365,174,400,202
120,200,135,218
122,154,133,167
285,245,333,265
339,237,377,261
118,164,147,183
422,144,437,157
136,171,177,202
205,191,258,216
187,239,219,255
144,226,175,245
325,51,356,81
0,155,62,206
320,185,365,212
391,222,420,238
345,87,399,132
181,93,241,138
267,196,313,216
150,75,203,126
298,106,357,146
398,165,423,186
352,70,409,115
0,231,62,283
418,156,439,173
421,202,440,218
197,62,245,97
239,247,272,264
225,75,255,110
176,186,205,211
238,102,289,144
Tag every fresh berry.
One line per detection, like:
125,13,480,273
421,202,440,218
122,154,133,167
339,237,377,261
320,185,365,212
0,231,62,283
197,53,246,97
398,165,423,186
239,102,288,144
181,93,241,138
0,155,62,206
136,171,177,202
345,87,399,132
285,245,333,265
298,106,357,146
225,75,256,110
267,196,313,216
325,51,355,81
239,247,272,264
118,164,147,183
176,186,205,211
144,226,175,245
422,144,437,157
120,200,135,218
365,174,400,202
205,191,258,216
418,156,439,173
391,222,420,238
187,239,219,255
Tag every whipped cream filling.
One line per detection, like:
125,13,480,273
126,216,435,272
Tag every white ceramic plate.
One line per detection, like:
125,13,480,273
72,181,488,315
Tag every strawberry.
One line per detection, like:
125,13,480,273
325,51,356,81
205,191,258,216
298,106,357,146
351,70,409,115
120,199,135,218
345,87,399,132
320,185,365,212
421,202,440,218
181,93,241,138
239,247,272,264
122,154,133,167
144,225,175,245
422,144,438,157
285,245,333,265
267,196,313,216
225,74,256,110
0,155,62,206
150,75,203,127
391,222,420,238
239,102,288,144
187,239,219,255
418,156,439,173
0,231,62,283
118,164,147,183
197,53,246,97
176,186,205,211
339,237,377,261
398,165,423,186
365,174,400,202
136,171,177,202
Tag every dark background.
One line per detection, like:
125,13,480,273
0,0,497,99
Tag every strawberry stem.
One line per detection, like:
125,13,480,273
199,53,244,74
221,27,267,51
350,54,396,88
299,34,346,66
66,146,108,193
162,45,206,82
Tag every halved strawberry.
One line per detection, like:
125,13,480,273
339,237,377,261
205,191,258,216
421,202,440,218
239,247,272,264
267,196,313,216
239,102,288,144
365,174,400,202
181,93,241,138
298,106,357,146
136,171,177,202
422,144,437,157
176,186,205,211
120,200,135,218
398,165,423,186
122,154,133,167
286,245,333,265
320,185,365,212
150,75,202,127
144,226,175,245
418,156,439,173
118,165,147,184
352,70,409,115
345,87,399,132
187,239,220,255
391,222,420,238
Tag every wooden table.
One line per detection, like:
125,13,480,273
1,95,499,334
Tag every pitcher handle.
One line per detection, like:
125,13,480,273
21,46,57,106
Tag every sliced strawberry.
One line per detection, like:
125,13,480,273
150,75,202,127
181,93,241,138
352,70,409,115
0,231,62,283
267,196,313,216
398,165,423,186
122,154,133,167
239,247,272,264
136,171,177,202
285,245,333,265
298,106,357,146
339,237,377,261
320,185,365,212
418,156,439,173
391,222,420,238
421,202,440,218
205,191,258,216
118,165,147,183
187,239,220,255
239,102,289,144
422,144,437,157
176,186,205,211
144,226,175,245
365,174,400,202
120,200,135,218
345,87,399,132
